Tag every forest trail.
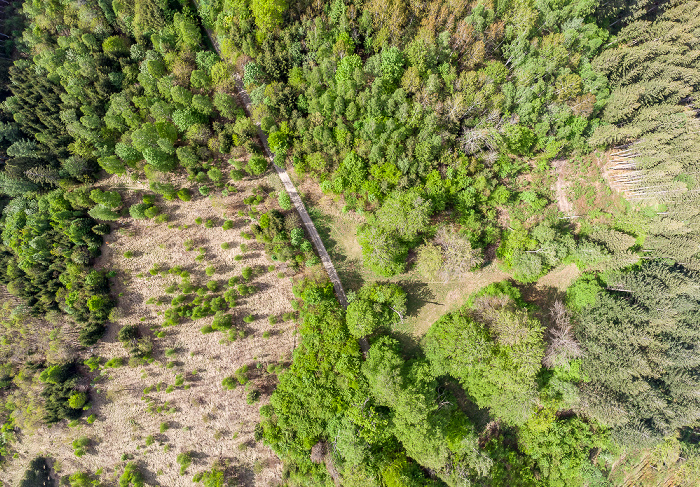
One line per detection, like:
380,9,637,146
196,17,369,350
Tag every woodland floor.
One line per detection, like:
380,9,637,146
3,171,298,486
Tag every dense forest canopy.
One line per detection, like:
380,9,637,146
0,0,698,485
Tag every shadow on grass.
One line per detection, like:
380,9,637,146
401,281,439,318
306,204,365,292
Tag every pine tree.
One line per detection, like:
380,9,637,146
575,260,700,444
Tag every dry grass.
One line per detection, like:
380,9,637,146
2,173,296,486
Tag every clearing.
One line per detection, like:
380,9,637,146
3,172,297,486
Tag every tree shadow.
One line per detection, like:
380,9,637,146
401,281,438,318
519,283,565,324
305,203,365,290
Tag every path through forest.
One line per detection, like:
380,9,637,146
195,16,369,350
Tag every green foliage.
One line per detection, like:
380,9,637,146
119,462,145,487
90,189,122,209
68,392,88,409
424,293,544,425
129,203,152,220
250,0,288,32
575,261,700,445
247,155,269,175
358,226,407,277
177,451,193,475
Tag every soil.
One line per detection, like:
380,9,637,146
2,173,297,486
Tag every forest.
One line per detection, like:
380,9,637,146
0,0,700,485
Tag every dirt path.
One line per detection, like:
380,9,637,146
197,20,367,352
553,158,574,215
232,78,348,310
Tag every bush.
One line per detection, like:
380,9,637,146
119,462,145,487
206,280,218,292
246,389,260,404
72,436,90,457
88,205,119,221
68,392,88,409
104,357,123,368
222,376,237,390
177,452,193,475
247,155,269,175
84,356,100,372
234,365,249,384
177,188,192,201
206,266,216,276
243,314,254,323
144,206,160,218
90,189,122,209
129,203,152,220
222,220,234,230
118,324,139,343
242,266,253,280
278,191,292,210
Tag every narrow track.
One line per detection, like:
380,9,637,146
232,79,349,310
192,19,373,351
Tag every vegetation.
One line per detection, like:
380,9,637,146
0,0,699,484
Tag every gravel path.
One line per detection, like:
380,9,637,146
232,78,349,310
196,14,370,352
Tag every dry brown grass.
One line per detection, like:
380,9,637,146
2,173,296,486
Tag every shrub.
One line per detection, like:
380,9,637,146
177,452,193,475
234,365,249,384
207,167,223,183
205,219,214,228
119,462,145,487
205,266,215,276
144,206,160,218
104,357,123,368
243,314,254,323
72,436,90,457
160,422,169,433
88,205,120,221
199,186,210,196
177,188,192,201
278,191,292,210
246,389,260,404
242,267,253,280
84,356,100,372
212,312,232,330
247,155,268,175
222,220,234,230
221,242,230,249
206,280,218,292
68,392,88,409
129,203,152,219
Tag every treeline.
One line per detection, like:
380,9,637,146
262,264,700,486
203,0,615,276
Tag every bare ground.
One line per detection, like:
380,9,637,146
2,173,297,486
